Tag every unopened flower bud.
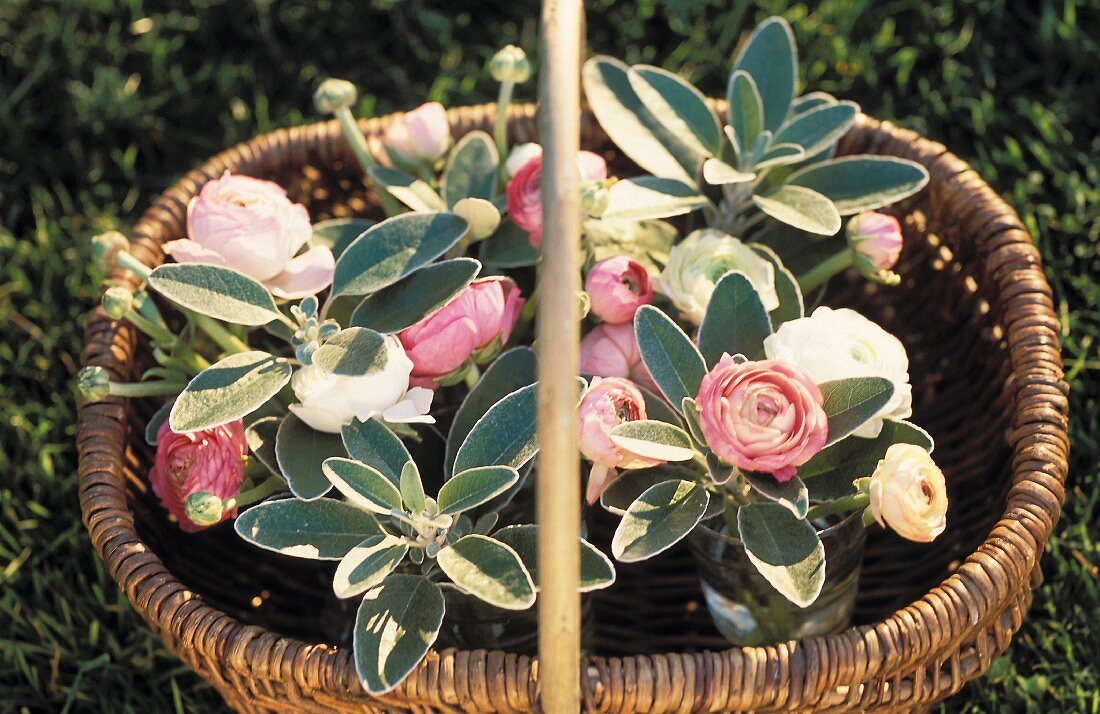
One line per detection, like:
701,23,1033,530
489,45,532,83
102,286,134,320
184,491,226,527
580,180,611,218
314,78,358,115
76,366,110,402
91,231,129,268
848,211,903,286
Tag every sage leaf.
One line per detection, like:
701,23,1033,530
170,351,292,433
611,479,710,562
350,258,480,333
752,184,842,236
436,535,535,610
354,574,443,694
234,498,382,560
322,457,403,514
276,413,345,500
819,377,895,446
742,471,809,518
442,131,499,207
697,271,773,365
148,263,281,326
608,420,696,462
737,501,825,607
492,525,616,592
341,418,411,486
633,305,707,407
602,176,708,222
333,534,408,599
732,16,797,133
311,327,388,376
786,156,930,215
772,102,858,157
437,465,520,515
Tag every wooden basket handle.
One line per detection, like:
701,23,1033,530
536,0,585,711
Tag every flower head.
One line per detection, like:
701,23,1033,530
659,229,778,324
695,355,828,482
289,337,435,433
848,211,903,286
313,78,358,114
398,277,525,387
150,420,247,532
869,444,947,542
580,323,657,393
585,256,652,324
375,102,451,166
763,306,912,438
506,151,607,247
166,172,333,299
489,45,532,83
578,377,661,503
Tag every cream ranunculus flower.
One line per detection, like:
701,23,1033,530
658,229,779,324
762,306,912,438
288,336,435,433
868,444,947,542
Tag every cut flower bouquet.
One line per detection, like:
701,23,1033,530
80,17,950,694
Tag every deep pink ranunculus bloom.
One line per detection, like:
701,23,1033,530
166,172,333,299
149,419,247,532
398,277,525,387
695,355,828,482
577,377,661,504
580,322,657,393
585,256,653,325
506,151,607,247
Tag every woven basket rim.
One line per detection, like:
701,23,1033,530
77,101,1070,711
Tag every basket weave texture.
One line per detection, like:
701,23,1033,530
78,102,1070,713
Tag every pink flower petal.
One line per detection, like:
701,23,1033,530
164,239,229,267
266,246,335,299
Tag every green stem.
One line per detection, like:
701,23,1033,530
108,380,187,398
796,249,854,294
805,493,870,522
494,80,515,167
115,251,152,281
334,106,402,216
123,310,177,346
227,475,286,509
193,315,250,354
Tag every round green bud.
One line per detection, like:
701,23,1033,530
91,231,129,267
489,45,532,83
184,492,226,527
313,78,358,114
76,366,110,402
102,286,134,320
580,179,610,218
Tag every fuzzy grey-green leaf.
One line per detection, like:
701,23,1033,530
341,418,411,486
697,271,773,365
276,413,344,500
492,525,616,592
752,185,842,236
438,466,519,515
819,377,895,446
234,498,382,560
732,16,797,133
311,327,388,376
442,131,499,208
478,220,540,268
743,472,809,518
148,263,281,326
751,244,803,328
602,177,709,221
354,574,443,694
453,382,542,474
773,102,858,157
612,480,709,562
737,501,824,607
802,420,932,501
311,218,376,260
350,258,480,333
786,156,930,215
333,212,468,296
333,534,408,599
322,457,403,514
170,351,292,433
634,305,707,407
608,420,696,462
629,65,722,157
436,535,535,610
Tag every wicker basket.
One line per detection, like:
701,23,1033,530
77,100,1069,712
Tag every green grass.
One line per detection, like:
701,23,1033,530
1,1,1097,711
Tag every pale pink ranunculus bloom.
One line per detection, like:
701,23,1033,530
398,277,525,387
848,211,903,271
506,150,607,247
580,322,657,393
166,172,333,299
375,101,451,166
577,377,662,504
695,354,828,482
585,256,653,324
869,444,947,542
150,419,247,532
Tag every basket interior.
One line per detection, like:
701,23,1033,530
121,134,1015,657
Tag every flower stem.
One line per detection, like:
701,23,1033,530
333,106,402,216
108,379,187,398
797,249,854,294
115,251,153,281
227,475,286,509
494,80,515,168
805,493,869,522
193,315,250,355
123,309,178,346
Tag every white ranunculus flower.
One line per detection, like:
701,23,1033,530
288,336,435,434
869,444,947,542
504,142,542,176
658,229,779,324
763,306,912,438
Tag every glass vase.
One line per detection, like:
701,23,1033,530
687,509,866,645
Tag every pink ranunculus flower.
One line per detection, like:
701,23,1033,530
695,355,828,482
166,172,334,299
149,419,247,532
398,277,525,387
847,211,904,285
374,101,451,166
578,377,662,504
585,256,653,324
580,322,658,393
506,150,607,247
869,444,948,542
